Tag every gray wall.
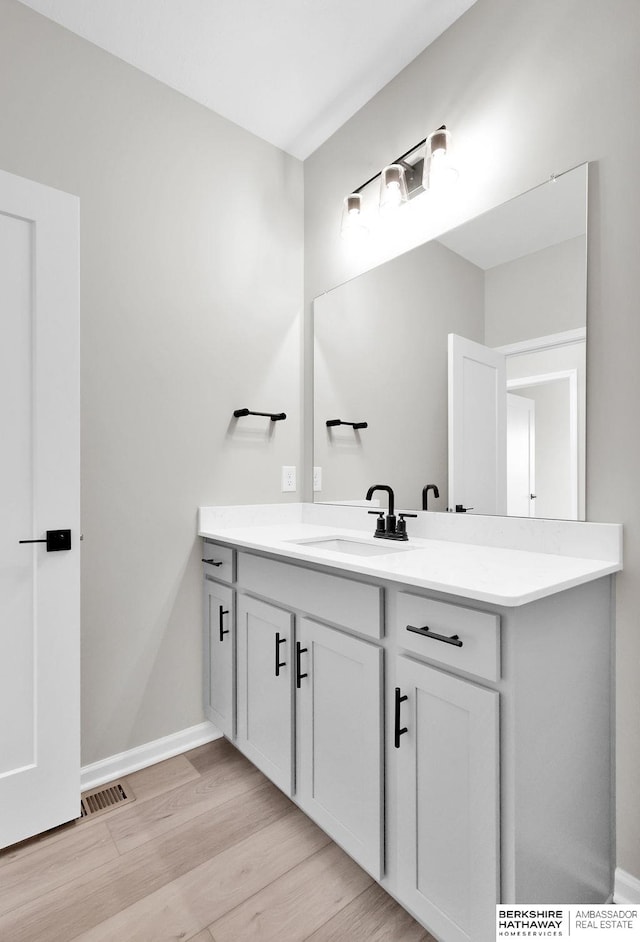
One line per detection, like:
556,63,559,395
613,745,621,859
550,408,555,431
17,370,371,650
304,0,640,884
0,0,303,764
485,235,586,347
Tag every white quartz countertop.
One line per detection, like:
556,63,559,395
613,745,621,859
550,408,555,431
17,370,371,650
198,504,622,607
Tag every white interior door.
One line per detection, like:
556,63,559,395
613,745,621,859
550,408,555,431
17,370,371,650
0,168,80,848
507,393,536,517
448,334,507,514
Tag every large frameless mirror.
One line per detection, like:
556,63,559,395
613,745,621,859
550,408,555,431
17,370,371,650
313,164,587,518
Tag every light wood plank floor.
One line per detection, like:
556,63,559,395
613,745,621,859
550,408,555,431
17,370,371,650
0,738,435,941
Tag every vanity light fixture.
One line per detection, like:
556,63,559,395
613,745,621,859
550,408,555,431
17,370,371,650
423,125,458,190
341,125,457,237
340,193,367,239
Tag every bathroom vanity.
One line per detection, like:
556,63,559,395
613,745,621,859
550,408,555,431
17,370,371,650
198,502,621,942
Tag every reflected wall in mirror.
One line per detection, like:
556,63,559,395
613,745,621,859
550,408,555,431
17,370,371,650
313,164,587,518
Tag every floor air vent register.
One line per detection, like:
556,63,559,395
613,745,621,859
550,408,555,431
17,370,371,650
80,780,135,820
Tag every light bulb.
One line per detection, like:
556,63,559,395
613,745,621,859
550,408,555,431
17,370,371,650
379,164,408,214
340,193,368,239
423,126,458,191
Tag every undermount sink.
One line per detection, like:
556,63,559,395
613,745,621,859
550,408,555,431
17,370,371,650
291,536,417,557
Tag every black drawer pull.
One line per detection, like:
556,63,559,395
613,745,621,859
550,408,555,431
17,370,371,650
219,606,230,642
406,624,463,648
394,687,408,748
275,632,287,676
296,642,308,688
202,558,223,567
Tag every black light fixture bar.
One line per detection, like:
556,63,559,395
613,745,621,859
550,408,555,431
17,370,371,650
351,136,428,195
233,408,286,422
326,419,368,429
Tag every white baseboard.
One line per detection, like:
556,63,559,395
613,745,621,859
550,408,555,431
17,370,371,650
80,721,222,791
614,867,640,904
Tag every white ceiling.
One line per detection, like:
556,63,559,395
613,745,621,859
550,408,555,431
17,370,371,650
17,0,479,159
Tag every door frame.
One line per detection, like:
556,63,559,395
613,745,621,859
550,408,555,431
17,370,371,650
507,369,579,520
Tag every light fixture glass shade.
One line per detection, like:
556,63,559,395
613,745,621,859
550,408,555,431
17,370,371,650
379,164,408,213
423,126,458,190
341,193,368,239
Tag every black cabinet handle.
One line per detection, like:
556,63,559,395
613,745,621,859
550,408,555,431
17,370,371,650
394,687,408,748
406,624,463,648
202,558,223,567
219,606,230,642
296,642,308,688
275,632,287,676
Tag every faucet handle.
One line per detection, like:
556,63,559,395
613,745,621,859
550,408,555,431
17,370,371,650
367,509,386,536
395,511,417,539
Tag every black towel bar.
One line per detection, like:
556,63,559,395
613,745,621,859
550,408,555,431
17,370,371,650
326,419,368,429
234,408,286,421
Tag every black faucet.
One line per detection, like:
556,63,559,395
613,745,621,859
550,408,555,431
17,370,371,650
366,484,416,541
422,484,440,511
366,484,394,516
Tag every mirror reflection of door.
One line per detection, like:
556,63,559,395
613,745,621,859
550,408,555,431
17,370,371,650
448,332,584,519
507,393,536,517
447,334,506,515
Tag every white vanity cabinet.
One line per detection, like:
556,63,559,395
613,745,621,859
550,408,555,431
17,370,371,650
390,591,501,942
201,526,616,942
296,616,383,879
394,655,499,942
223,548,385,879
236,595,295,795
202,540,235,733
387,578,613,942
203,549,235,737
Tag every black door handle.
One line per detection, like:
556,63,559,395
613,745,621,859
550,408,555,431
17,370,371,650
394,687,408,748
219,606,230,642
275,632,287,676
406,624,463,647
19,529,71,552
202,558,223,566
296,642,308,688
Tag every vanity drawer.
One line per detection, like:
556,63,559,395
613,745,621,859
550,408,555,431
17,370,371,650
237,552,383,640
201,541,235,584
395,592,500,682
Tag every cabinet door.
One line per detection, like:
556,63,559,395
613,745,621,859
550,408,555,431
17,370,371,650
395,655,499,942
204,579,234,738
236,596,294,795
297,617,383,880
